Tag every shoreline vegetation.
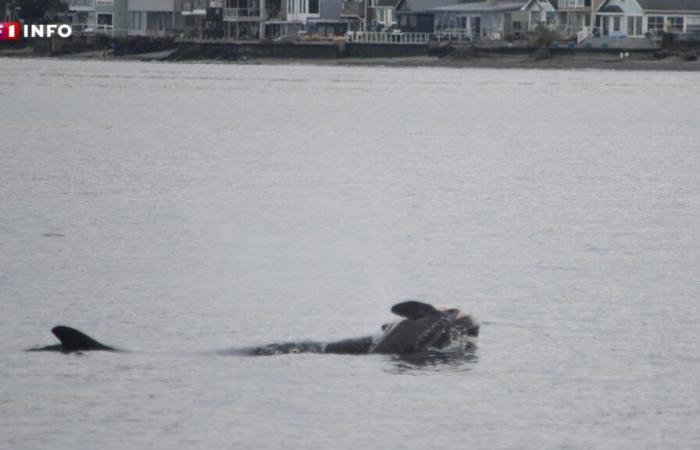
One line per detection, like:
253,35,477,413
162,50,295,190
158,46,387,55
2,38,700,71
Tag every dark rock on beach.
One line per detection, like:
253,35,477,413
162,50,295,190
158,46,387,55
531,47,552,61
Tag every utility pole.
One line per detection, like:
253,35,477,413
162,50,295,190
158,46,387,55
259,0,265,39
363,0,367,31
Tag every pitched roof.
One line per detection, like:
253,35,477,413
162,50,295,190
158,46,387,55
599,4,623,12
373,0,398,7
397,0,482,13
430,0,527,13
636,0,700,12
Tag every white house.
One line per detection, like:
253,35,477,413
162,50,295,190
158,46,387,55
557,0,604,35
369,0,397,29
66,0,129,36
596,0,700,37
286,0,321,23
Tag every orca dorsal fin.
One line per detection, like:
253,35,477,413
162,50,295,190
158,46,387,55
390,301,440,320
51,326,114,352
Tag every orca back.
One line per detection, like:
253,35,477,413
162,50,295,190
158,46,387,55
51,326,115,352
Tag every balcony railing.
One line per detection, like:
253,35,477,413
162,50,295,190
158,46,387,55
223,8,262,20
181,0,223,13
68,0,95,10
558,0,589,9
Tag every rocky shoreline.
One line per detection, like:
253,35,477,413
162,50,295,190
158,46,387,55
2,43,699,71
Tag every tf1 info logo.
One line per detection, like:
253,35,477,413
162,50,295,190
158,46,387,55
0,22,73,41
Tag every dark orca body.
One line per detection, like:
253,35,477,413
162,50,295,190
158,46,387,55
372,301,479,354
29,302,478,357
250,301,479,356
28,326,117,353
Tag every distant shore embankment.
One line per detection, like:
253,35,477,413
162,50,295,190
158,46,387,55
2,35,699,71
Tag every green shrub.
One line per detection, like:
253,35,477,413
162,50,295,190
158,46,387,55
532,23,560,48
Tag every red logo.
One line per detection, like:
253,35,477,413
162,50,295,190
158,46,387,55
0,22,21,41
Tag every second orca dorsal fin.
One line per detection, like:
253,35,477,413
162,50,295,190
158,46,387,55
51,325,115,352
390,301,440,320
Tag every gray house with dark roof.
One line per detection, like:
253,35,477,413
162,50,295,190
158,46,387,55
395,0,469,32
430,0,555,39
596,0,700,36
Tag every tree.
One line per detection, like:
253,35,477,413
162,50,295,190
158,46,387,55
6,0,66,23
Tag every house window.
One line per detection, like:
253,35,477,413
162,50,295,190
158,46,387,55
647,16,663,32
530,11,539,25
613,16,620,32
129,11,142,30
627,16,642,35
513,21,522,34
97,13,113,30
688,16,700,32
309,0,319,14
667,16,684,32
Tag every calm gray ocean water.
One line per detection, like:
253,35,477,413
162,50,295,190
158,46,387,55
1,58,699,449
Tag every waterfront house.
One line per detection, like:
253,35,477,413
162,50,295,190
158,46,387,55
180,0,220,37
595,0,700,37
431,0,556,40
306,0,348,36
127,0,184,36
223,0,267,39
340,0,365,31
263,0,347,38
395,0,458,33
66,0,129,36
284,0,321,24
556,0,603,37
368,0,398,30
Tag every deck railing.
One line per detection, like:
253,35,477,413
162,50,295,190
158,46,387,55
433,30,472,42
345,31,431,44
68,0,95,10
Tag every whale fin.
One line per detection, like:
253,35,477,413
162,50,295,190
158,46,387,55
391,301,440,320
51,326,115,352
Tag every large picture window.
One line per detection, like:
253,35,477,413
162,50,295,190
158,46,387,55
647,16,663,32
308,0,319,14
129,11,142,30
667,16,684,32
97,13,113,31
